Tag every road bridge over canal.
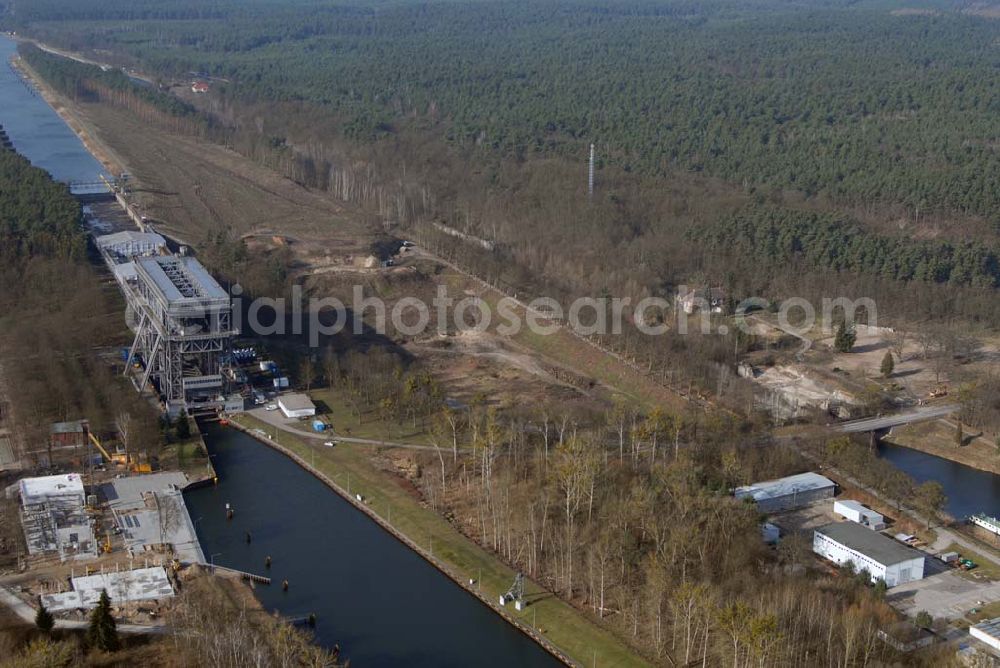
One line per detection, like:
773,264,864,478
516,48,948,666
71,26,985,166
836,403,960,434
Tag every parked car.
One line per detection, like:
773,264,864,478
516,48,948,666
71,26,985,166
323,440,337,447
264,403,278,411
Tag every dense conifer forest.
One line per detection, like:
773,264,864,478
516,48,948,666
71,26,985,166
9,0,1000,221
6,0,1000,328
0,149,84,261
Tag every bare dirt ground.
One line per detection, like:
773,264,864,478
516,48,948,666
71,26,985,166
407,329,608,412
747,316,1000,420
22,68,370,258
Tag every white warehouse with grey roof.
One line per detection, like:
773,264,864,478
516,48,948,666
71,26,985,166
734,472,835,512
813,522,924,587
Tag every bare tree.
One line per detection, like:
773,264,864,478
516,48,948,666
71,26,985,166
117,411,132,463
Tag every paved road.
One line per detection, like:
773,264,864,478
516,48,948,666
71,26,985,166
244,407,472,453
836,403,960,433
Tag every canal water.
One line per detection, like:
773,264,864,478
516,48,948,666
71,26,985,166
186,423,559,667
2,32,557,664
0,35,108,183
879,440,1000,519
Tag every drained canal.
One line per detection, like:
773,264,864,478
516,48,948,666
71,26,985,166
185,423,560,667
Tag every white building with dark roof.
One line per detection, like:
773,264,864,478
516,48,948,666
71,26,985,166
814,522,924,587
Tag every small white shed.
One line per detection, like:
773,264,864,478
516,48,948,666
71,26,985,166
834,499,885,531
277,394,316,419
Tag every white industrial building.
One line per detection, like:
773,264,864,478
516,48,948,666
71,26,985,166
41,566,174,612
734,472,835,512
18,473,96,559
970,617,1000,658
278,393,316,419
834,499,886,530
813,522,924,587
19,473,86,507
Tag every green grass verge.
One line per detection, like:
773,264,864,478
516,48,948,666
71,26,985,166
231,412,651,668
160,436,214,481
301,388,433,446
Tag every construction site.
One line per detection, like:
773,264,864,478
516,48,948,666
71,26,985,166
1,465,211,628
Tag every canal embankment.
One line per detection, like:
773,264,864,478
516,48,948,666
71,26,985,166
9,50,126,179
186,421,568,667
223,414,651,668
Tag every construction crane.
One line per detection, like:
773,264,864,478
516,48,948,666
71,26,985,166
86,428,135,468
87,429,115,464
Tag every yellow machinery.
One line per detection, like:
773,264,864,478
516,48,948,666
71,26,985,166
87,429,141,469
87,429,111,461
87,430,121,465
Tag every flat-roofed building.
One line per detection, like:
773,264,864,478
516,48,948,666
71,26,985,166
734,472,836,512
19,473,85,507
834,499,886,530
278,394,316,419
95,230,167,258
969,617,1000,665
18,473,95,559
813,522,924,587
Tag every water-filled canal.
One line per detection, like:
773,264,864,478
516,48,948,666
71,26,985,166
879,440,1000,519
0,36,108,183
185,423,559,667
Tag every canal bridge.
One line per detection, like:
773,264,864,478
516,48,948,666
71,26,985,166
67,175,119,202
836,403,960,434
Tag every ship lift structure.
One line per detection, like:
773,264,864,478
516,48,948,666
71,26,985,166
122,255,236,416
